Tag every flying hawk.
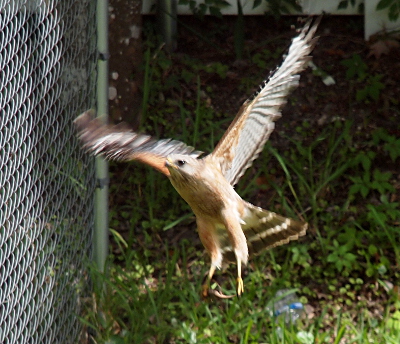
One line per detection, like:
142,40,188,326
75,17,320,298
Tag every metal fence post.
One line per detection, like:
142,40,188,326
157,0,177,52
94,0,110,273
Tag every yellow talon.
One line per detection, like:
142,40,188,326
237,277,244,296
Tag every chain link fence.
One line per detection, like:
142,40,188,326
0,1,98,343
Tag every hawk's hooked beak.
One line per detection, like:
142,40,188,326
165,157,176,169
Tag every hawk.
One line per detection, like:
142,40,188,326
75,17,320,298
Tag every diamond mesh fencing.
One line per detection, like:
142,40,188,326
0,1,98,343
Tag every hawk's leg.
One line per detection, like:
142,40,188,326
222,209,248,296
201,264,216,297
197,218,223,298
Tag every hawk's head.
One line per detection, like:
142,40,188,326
165,154,225,214
165,154,202,180
165,154,211,190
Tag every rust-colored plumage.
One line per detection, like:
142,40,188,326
75,17,320,297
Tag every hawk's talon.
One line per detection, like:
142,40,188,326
208,289,236,299
202,279,235,299
237,277,244,296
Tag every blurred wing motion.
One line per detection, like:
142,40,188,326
212,16,321,186
74,110,202,176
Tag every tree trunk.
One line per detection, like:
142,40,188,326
109,0,143,128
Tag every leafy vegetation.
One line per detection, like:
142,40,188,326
83,17,400,343
376,0,400,21
178,0,399,23
341,54,385,103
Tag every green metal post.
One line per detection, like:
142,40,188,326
157,0,177,52
94,0,109,272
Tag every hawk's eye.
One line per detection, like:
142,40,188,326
176,160,186,167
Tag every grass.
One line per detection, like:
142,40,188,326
82,237,400,343
82,18,400,343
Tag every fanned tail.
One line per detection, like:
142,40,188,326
219,202,307,263
242,202,307,256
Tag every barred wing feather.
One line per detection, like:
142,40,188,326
212,17,320,186
74,110,202,176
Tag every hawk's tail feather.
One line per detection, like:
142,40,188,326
221,202,307,264
243,202,307,256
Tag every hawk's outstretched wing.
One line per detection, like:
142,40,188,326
211,17,321,186
74,110,202,176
